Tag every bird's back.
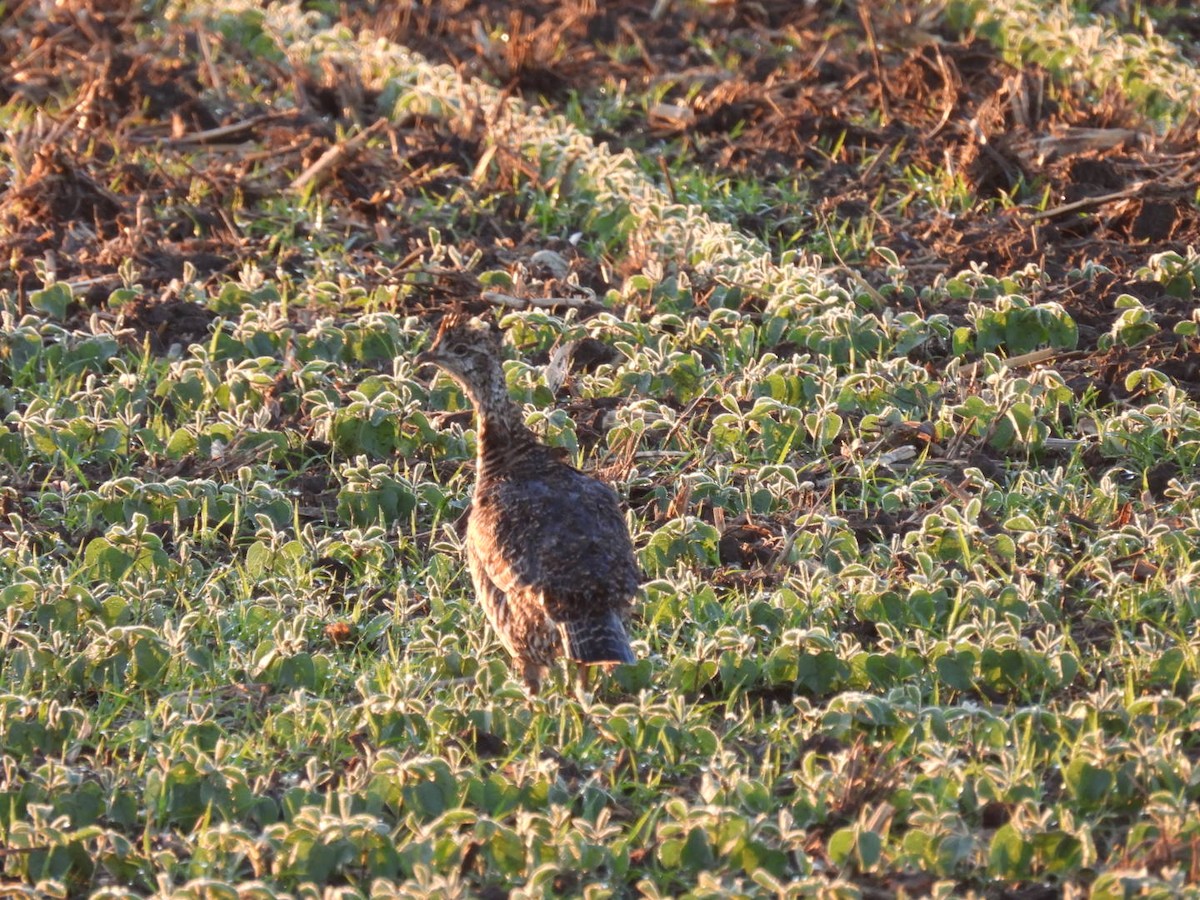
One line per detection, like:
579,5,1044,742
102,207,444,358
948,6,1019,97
469,452,640,624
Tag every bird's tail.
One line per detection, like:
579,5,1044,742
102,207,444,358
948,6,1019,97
559,612,635,665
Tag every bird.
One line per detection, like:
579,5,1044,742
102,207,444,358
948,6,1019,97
416,313,640,695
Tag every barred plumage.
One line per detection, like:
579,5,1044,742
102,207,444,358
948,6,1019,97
417,314,639,694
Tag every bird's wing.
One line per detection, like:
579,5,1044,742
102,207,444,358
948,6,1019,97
468,468,639,623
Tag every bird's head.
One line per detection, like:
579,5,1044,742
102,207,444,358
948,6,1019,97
416,313,505,395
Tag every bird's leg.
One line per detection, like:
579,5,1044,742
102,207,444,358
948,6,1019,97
522,660,542,696
574,661,592,705
572,661,625,705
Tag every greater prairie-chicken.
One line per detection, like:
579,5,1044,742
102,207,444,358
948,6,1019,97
417,314,638,694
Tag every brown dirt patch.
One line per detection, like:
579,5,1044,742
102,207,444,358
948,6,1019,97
347,2,1200,351
121,295,219,353
2,0,1197,405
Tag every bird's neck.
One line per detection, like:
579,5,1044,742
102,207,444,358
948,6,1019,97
466,368,540,477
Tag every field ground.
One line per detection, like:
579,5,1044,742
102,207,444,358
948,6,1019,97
2,0,1200,896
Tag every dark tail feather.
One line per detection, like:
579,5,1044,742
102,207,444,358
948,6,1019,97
560,612,635,664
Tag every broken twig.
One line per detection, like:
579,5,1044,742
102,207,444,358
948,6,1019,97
291,118,388,192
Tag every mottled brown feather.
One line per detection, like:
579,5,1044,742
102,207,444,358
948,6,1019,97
418,316,639,693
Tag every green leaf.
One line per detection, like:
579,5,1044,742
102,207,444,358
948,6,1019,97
796,651,846,695
305,840,340,882
737,840,789,878
1064,759,1113,808
935,652,976,692
952,326,974,355
1005,307,1049,354
1148,647,1188,687
862,652,918,688
84,537,133,582
487,826,526,875
988,823,1033,878
828,826,882,871
857,830,882,870
478,269,515,287
29,283,73,319
640,517,721,574
666,657,718,693
277,653,317,690
658,837,684,869
1004,514,1037,531
1033,830,1083,875
681,826,715,871
718,651,761,692
130,634,169,685
245,540,273,577
1111,304,1158,347
980,647,1029,693
874,246,900,267
1124,368,1170,393
106,287,139,308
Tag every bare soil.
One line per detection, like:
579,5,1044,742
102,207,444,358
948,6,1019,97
1,0,1197,395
